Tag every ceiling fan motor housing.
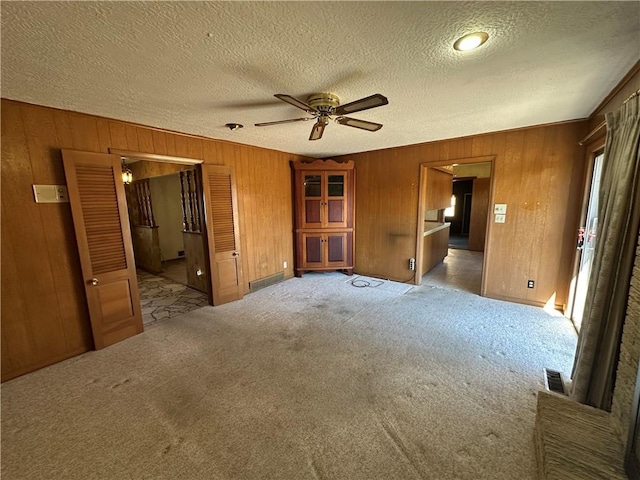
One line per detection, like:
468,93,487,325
306,93,340,114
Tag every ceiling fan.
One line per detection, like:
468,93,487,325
255,92,388,141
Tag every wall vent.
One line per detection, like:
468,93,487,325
249,271,285,293
543,368,567,395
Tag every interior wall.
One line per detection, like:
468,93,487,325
0,99,309,381
149,174,184,261
333,121,587,307
453,162,491,179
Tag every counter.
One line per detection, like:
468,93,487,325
422,222,450,274
424,222,451,236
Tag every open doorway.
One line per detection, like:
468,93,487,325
62,149,244,350
123,158,211,326
415,157,494,295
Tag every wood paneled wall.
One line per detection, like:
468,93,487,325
424,168,453,211
333,121,587,307
1,99,308,381
468,177,491,252
129,160,191,180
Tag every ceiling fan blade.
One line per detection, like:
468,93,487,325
255,117,313,127
335,116,383,132
334,93,388,116
274,94,317,114
309,120,326,141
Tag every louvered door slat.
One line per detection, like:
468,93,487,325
208,173,236,253
76,164,127,275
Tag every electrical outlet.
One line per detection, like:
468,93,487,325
409,258,416,271
528,280,535,288
283,261,287,269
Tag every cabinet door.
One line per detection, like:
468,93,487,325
301,173,323,229
302,233,324,268
325,232,348,267
325,172,348,228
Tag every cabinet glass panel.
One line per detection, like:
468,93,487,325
304,175,321,197
327,174,344,197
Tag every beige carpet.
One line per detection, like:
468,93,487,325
1,272,577,480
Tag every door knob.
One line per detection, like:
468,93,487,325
90,278,99,286
232,252,239,257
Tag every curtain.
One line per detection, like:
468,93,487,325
571,94,640,409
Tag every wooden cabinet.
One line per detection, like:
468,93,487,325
422,225,450,274
292,160,355,276
425,168,454,211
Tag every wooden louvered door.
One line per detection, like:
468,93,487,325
62,150,142,349
201,164,244,305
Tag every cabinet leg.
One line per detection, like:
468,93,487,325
346,268,354,276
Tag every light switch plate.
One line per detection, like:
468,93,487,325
495,214,506,223
33,185,69,203
494,204,507,214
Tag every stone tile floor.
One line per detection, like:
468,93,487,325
137,270,209,327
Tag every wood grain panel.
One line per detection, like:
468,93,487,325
187,137,204,160
1,330,12,378
151,130,167,155
334,122,586,306
136,127,154,153
125,125,139,150
165,133,177,156
53,110,74,149
128,160,189,180
425,168,453,210
1,102,72,374
1,98,305,380
183,232,208,293
108,122,128,150
70,114,101,152
20,104,92,353
422,227,450,274
96,119,112,153
468,177,490,252
174,135,190,157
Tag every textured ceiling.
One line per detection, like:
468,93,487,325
2,2,639,158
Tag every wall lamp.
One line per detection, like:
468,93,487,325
121,158,133,185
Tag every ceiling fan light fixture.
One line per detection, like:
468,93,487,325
453,32,489,51
225,123,243,131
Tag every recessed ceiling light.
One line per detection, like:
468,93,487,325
453,32,489,51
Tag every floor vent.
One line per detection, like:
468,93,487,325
543,368,567,395
249,271,285,293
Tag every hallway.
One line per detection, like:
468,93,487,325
422,248,483,294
